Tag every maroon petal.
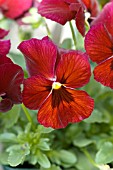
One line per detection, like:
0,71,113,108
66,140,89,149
85,23,113,63
23,75,53,110
0,0,33,19
0,63,24,104
76,7,85,36
0,28,9,39
92,2,113,35
0,98,13,112
38,0,76,25
56,51,91,88
18,37,57,79
38,87,94,129
0,40,11,56
0,56,13,65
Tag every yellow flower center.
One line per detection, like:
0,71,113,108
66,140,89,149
52,82,62,90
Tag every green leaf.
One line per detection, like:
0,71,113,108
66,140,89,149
0,152,9,164
0,133,16,142
37,151,51,168
73,134,93,147
95,142,113,164
59,150,77,165
84,109,110,124
37,125,54,134
0,105,20,129
76,152,98,170
38,139,50,151
8,144,30,166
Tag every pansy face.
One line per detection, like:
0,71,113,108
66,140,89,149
0,0,33,19
85,2,113,89
18,37,94,129
0,56,24,112
38,0,99,36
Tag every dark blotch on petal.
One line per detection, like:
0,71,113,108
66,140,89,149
52,86,74,108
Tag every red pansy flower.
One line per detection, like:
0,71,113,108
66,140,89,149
38,0,99,36
0,0,33,19
18,36,94,129
0,56,24,112
85,2,113,88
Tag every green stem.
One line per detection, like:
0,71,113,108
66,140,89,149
81,148,99,168
69,21,77,49
21,103,35,129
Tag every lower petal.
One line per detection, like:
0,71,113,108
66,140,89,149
38,88,94,129
94,57,113,89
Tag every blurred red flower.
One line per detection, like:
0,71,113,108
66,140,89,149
38,0,99,36
0,29,24,112
0,0,33,19
18,36,94,129
0,56,24,112
85,2,113,89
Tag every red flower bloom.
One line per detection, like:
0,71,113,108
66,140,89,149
85,2,113,88
0,0,33,19
18,36,94,129
0,56,24,112
38,0,99,36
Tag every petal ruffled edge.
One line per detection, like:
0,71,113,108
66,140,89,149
38,88,94,129
18,36,57,79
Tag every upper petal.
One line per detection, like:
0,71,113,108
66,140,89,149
0,40,11,56
0,0,33,19
0,28,9,39
38,87,94,129
18,37,57,79
92,2,113,35
56,51,91,88
0,63,24,104
23,75,53,110
94,57,113,89
85,23,113,63
38,0,76,25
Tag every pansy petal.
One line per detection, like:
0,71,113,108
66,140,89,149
0,0,33,19
94,57,113,89
0,63,24,103
23,75,53,110
85,23,113,63
76,7,85,36
38,87,94,129
0,56,13,65
0,40,11,56
18,37,57,79
38,0,76,25
0,98,13,112
56,51,91,88
92,2,113,35
0,28,9,39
